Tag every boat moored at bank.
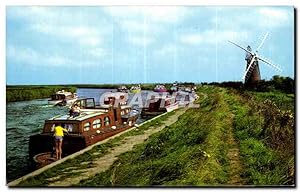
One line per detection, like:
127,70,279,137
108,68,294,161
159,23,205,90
130,85,141,93
153,84,168,92
117,86,129,93
141,95,179,117
48,90,78,106
29,97,139,168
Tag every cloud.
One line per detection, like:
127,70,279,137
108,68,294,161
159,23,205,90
7,45,71,66
127,36,153,46
87,48,108,58
119,20,162,35
257,7,291,27
179,34,204,45
154,44,177,56
215,7,292,31
180,30,250,46
9,7,108,49
7,44,109,67
104,6,187,24
104,6,188,47
31,23,104,47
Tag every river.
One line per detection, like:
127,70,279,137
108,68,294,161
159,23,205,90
6,88,155,182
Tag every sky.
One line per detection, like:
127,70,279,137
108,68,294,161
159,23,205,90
6,6,294,85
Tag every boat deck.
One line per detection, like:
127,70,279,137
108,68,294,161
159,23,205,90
49,110,107,121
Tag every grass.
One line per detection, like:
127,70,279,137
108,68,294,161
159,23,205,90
224,88,295,185
247,91,294,112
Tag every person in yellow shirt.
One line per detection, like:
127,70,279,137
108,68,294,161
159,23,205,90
53,123,68,160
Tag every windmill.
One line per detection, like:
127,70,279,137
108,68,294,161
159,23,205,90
229,32,282,85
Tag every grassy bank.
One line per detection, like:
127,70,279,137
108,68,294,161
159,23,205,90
76,86,232,186
224,89,294,185
6,86,77,102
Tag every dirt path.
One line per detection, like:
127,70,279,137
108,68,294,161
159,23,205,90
48,108,187,186
226,113,244,185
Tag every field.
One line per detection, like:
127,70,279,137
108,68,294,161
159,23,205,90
15,85,295,186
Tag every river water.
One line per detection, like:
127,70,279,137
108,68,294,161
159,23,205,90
6,88,156,182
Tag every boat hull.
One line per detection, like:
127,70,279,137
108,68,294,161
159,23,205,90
153,89,168,92
48,98,77,106
29,125,136,168
165,102,179,112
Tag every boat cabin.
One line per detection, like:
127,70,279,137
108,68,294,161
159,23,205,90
141,96,178,117
48,90,77,106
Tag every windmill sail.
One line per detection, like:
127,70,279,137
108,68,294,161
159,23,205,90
258,56,282,72
256,32,269,52
228,41,253,55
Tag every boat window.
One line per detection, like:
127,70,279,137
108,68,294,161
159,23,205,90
80,100,85,108
86,98,95,108
64,124,74,132
44,123,78,133
51,124,55,132
84,122,90,131
93,119,102,129
121,110,125,115
125,109,129,113
104,117,110,126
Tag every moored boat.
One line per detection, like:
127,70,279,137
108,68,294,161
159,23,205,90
153,84,168,92
117,85,128,93
175,91,198,106
169,83,178,94
141,95,178,117
48,90,78,106
29,97,139,168
130,85,141,93
177,83,197,93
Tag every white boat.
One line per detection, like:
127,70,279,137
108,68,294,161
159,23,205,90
141,95,179,117
165,100,179,112
48,90,78,106
176,91,198,106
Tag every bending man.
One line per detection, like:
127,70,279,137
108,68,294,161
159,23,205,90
53,123,68,159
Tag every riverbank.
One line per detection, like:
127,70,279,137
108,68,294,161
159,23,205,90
6,86,77,102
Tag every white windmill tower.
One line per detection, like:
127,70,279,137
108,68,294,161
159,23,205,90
229,32,282,85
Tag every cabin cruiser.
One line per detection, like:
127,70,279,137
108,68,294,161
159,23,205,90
29,96,139,168
175,91,199,106
48,90,77,106
153,84,168,92
130,85,141,93
141,95,179,117
117,86,129,93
